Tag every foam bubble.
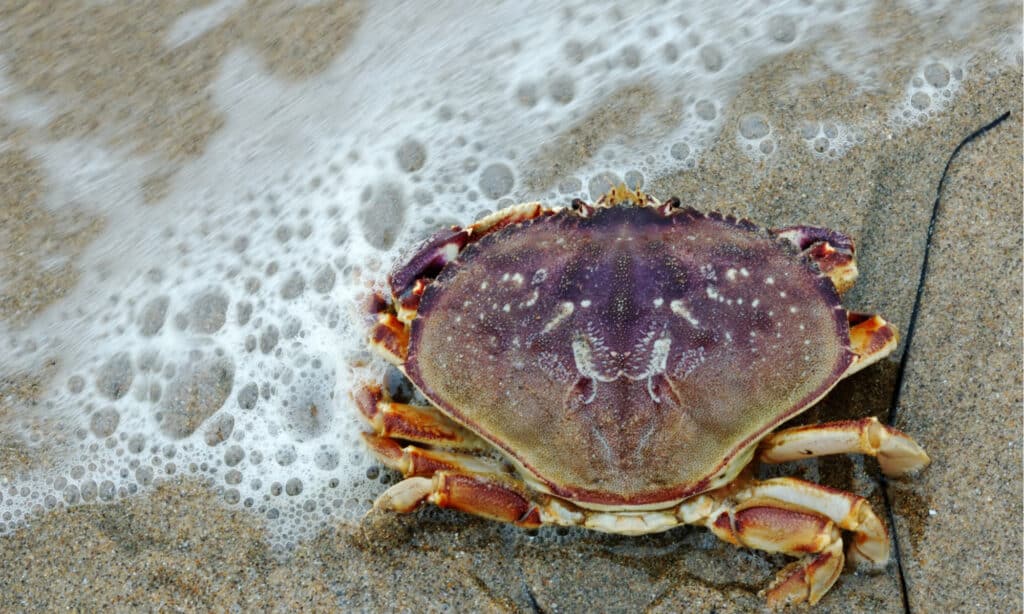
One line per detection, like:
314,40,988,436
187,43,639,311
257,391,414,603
95,353,133,400
479,163,515,199
737,113,775,160
157,355,235,439
766,15,798,44
548,75,576,105
395,138,427,173
357,181,406,250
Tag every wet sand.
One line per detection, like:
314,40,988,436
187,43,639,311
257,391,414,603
1,3,1021,612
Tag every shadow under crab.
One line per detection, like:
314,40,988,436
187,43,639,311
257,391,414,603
356,186,929,607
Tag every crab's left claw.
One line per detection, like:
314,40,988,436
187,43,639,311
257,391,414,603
773,225,858,294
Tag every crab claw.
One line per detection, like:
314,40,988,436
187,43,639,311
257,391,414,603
762,539,845,607
773,225,858,294
388,226,470,310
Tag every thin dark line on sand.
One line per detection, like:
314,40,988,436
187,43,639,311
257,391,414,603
881,109,1011,614
523,579,546,614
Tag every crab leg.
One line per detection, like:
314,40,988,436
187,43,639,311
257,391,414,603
363,435,507,478
591,477,888,605
373,468,884,606
354,384,486,449
375,471,551,527
369,313,409,364
688,477,887,606
758,417,930,476
696,498,845,606
846,312,898,375
732,477,890,566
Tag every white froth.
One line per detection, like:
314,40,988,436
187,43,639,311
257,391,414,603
0,0,1017,553
888,57,966,129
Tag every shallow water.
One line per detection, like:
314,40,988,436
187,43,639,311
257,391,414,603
0,0,1019,561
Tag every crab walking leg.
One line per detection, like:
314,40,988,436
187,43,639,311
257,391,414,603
374,471,573,528
758,417,930,476
679,495,847,606
369,312,410,364
363,435,508,478
846,312,898,375
373,472,875,606
733,477,890,566
353,384,486,449
553,489,854,605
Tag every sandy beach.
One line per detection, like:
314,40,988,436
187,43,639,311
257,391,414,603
1,2,1021,612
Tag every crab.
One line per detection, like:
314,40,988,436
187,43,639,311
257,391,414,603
355,185,929,606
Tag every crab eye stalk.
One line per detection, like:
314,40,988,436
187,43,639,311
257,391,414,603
570,198,596,218
657,196,682,216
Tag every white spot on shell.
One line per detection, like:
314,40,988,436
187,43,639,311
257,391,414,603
581,300,592,308
653,298,664,307
752,299,760,308
789,306,798,313
481,281,489,290
740,268,750,277
725,268,738,281
670,299,700,327
542,301,575,333
532,269,548,284
765,277,775,285
705,286,719,300
502,304,511,312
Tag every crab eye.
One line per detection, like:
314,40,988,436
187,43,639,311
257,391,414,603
657,197,682,216
570,198,595,218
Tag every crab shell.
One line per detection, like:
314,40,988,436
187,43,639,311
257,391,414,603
397,191,860,508
360,187,929,606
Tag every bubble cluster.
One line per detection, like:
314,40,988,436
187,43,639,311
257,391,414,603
736,113,776,159
800,121,861,159
890,59,964,128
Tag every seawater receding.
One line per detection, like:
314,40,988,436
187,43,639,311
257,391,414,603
0,0,1019,553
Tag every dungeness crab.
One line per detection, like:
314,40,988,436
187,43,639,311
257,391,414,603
356,186,929,606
